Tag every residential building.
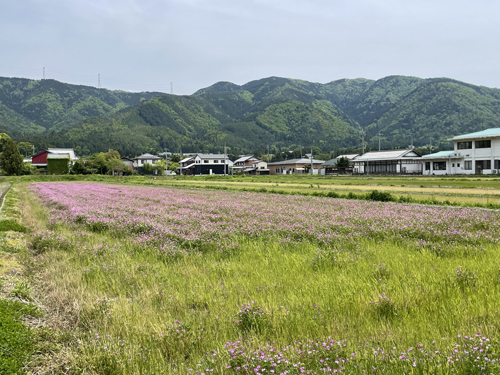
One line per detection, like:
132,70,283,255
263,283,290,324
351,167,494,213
423,128,500,175
233,155,269,175
178,154,231,175
353,150,422,175
133,153,162,169
267,158,325,175
31,148,78,169
121,157,134,170
320,154,359,175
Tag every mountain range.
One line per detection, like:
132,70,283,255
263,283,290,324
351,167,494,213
2,75,500,157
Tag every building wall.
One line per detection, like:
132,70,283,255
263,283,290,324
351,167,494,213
194,164,229,175
451,137,500,175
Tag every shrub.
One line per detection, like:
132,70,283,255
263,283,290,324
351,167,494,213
367,190,395,202
0,219,27,232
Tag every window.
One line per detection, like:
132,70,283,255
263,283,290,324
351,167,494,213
476,160,491,170
276,167,280,173
457,141,472,149
433,162,446,170
464,161,472,170
452,163,455,167
495,160,500,169
213,160,219,163
204,160,209,163
475,140,491,149
457,163,461,168
425,162,430,171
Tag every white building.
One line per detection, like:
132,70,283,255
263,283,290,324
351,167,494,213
353,149,422,175
178,154,232,175
133,153,162,169
423,128,500,175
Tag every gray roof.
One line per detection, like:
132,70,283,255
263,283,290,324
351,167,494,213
355,150,420,161
134,153,161,160
336,154,359,160
197,154,228,159
48,148,77,161
268,158,325,165
448,128,500,141
234,155,257,163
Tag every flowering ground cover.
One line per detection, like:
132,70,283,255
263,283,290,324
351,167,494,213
26,182,500,374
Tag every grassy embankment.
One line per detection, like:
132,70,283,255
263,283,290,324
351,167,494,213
15,180,500,374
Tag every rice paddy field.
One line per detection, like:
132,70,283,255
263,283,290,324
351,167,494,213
11,179,500,374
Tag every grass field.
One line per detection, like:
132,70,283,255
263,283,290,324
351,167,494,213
15,180,500,374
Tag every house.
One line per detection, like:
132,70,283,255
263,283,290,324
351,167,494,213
178,154,231,175
353,149,422,175
267,158,325,175
320,154,359,175
423,128,500,175
31,148,78,169
133,153,162,169
233,155,269,175
121,157,134,170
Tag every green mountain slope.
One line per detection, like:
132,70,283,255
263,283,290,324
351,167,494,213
366,79,500,149
25,92,359,157
0,77,166,134
8,75,500,156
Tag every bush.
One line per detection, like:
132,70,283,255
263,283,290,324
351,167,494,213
0,219,27,232
367,190,395,202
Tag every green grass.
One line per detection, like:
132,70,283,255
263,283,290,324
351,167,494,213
14,178,500,373
32,225,500,373
0,294,38,374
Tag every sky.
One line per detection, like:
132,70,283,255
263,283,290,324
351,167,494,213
1,0,499,95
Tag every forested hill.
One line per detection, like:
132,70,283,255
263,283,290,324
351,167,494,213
0,77,166,136
25,92,360,157
7,75,500,156
195,76,500,150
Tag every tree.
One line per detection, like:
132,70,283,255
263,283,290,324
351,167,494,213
71,160,88,175
0,138,24,175
336,157,350,167
105,149,121,161
17,142,33,156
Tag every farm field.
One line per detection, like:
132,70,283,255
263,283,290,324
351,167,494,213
14,180,500,374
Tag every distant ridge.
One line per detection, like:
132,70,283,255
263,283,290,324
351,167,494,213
4,75,500,156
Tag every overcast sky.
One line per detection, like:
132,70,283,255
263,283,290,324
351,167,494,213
1,0,499,94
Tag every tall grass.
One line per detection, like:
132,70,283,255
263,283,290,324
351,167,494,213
23,182,500,373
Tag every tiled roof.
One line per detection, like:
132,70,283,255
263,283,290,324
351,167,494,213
234,155,255,163
134,153,161,160
448,128,500,141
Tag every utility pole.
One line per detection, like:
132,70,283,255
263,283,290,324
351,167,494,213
224,143,227,176
378,132,383,151
32,144,35,156
361,129,366,155
267,145,270,163
310,148,313,175
410,132,414,149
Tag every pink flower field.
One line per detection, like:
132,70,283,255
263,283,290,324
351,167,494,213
31,182,500,253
